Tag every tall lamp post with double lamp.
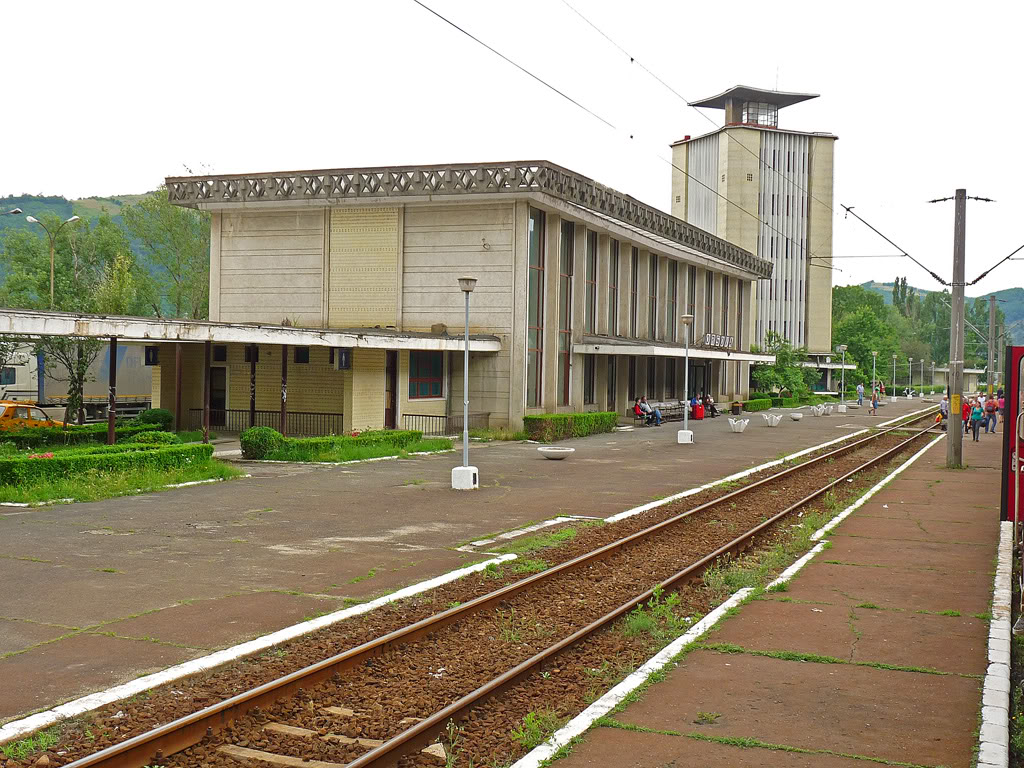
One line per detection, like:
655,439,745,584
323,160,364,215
26,214,80,308
871,351,878,397
677,314,695,445
837,345,848,412
908,357,913,395
452,276,479,490
892,354,898,398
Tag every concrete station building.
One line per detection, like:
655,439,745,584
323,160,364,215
146,161,774,434
671,85,841,387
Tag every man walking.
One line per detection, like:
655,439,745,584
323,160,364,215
984,396,998,434
856,382,865,406
939,394,949,431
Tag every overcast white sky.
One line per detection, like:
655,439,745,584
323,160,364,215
2,0,1022,294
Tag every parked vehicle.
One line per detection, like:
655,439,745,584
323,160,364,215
0,400,64,430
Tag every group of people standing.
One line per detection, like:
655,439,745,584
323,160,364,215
937,389,1004,441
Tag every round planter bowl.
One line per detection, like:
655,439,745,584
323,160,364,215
538,446,576,460
790,413,804,421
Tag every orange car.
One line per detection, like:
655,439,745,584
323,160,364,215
0,401,65,430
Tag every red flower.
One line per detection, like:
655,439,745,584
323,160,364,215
28,452,55,459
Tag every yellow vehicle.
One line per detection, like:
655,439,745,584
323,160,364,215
0,401,65,430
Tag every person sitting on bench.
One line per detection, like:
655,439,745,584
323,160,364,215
636,396,662,426
703,393,720,418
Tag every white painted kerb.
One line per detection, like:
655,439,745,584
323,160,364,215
977,520,1013,768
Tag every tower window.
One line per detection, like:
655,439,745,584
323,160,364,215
742,101,778,127
746,173,753,182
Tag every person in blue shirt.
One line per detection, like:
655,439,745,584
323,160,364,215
970,399,984,442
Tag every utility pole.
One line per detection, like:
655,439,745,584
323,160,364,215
947,189,967,468
988,295,996,397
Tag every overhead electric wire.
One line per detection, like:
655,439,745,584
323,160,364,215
967,242,1024,286
839,204,948,286
410,0,829,277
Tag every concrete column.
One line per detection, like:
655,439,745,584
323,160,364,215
616,356,630,414
654,357,665,401
174,342,183,432
542,213,561,412
595,354,609,411
509,201,529,429
596,234,610,336
280,343,288,437
636,250,650,340
203,340,211,444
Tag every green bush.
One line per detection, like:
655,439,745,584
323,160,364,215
137,408,174,430
1,422,160,449
0,444,214,486
522,412,618,442
125,430,180,445
781,397,801,407
742,399,772,412
239,426,285,459
269,430,424,459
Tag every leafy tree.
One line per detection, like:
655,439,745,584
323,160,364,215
121,188,210,318
833,285,886,322
751,331,819,397
831,307,901,388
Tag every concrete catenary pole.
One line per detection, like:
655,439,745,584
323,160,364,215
989,294,996,397
947,189,967,468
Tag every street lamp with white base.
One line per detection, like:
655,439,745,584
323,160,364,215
452,276,479,490
677,314,695,445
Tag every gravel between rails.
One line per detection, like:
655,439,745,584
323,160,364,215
0,419,934,768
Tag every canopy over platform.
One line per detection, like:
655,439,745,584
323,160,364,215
574,335,774,364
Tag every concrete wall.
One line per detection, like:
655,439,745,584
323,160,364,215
328,207,400,328
806,135,836,354
214,210,325,326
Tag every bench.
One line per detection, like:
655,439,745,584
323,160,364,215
629,400,693,426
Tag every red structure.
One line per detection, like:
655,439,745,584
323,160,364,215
1000,346,1023,521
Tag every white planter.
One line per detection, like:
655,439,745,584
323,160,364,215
761,413,782,427
810,404,825,417
728,418,749,433
790,413,803,421
537,446,575,460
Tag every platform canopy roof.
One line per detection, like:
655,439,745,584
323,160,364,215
688,85,819,110
575,335,774,364
0,308,502,353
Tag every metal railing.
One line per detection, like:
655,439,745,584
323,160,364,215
402,412,489,437
166,162,770,278
188,408,344,436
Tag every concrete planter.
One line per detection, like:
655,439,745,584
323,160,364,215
762,413,782,427
810,404,825,417
728,418,749,433
537,446,575,460
790,413,804,421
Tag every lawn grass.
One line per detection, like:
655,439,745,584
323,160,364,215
175,429,217,443
468,426,528,441
265,437,453,463
0,458,242,504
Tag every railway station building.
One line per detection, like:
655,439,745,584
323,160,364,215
151,162,773,434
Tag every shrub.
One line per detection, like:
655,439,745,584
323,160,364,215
523,412,618,442
0,422,160,449
125,431,180,445
781,397,801,407
742,399,772,412
240,426,285,459
137,408,174,430
0,444,214,486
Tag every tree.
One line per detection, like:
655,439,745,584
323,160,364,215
832,307,901,388
751,331,820,397
121,188,210,318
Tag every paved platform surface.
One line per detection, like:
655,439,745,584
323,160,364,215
558,420,1001,768
0,398,931,723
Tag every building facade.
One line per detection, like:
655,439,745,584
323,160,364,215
161,162,773,433
670,86,837,359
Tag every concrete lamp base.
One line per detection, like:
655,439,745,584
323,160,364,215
677,429,694,444
452,465,479,490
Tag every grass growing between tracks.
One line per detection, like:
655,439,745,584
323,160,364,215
0,459,242,505
0,727,60,760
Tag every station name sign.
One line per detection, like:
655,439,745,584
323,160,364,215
700,333,735,350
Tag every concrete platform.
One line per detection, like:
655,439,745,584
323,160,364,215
0,399,931,723
558,425,1001,768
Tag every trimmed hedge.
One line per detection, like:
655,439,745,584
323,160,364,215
523,412,618,442
0,444,214,486
742,399,772,412
137,408,174,431
240,427,425,460
1,422,161,449
125,430,180,445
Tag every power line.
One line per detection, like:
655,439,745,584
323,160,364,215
967,242,1024,286
410,0,826,279
840,204,949,286
557,0,839,221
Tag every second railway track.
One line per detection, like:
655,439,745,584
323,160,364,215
41,409,941,768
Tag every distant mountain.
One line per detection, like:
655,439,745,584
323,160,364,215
860,280,1024,346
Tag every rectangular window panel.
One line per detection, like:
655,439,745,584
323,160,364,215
688,265,697,316
608,240,619,336
628,357,637,401
721,276,730,336
558,219,574,407
648,255,658,339
736,282,744,349
294,346,310,364
583,354,595,405
0,367,14,386
666,358,676,398
409,350,444,399
630,247,639,337
704,271,714,334
213,345,227,362
667,261,678,343
607,356,617,411
526,208,545,408
646,357,656,399
585,230,597,335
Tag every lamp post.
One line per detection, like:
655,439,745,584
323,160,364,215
908,357,913,394
678,314,695,445
837,345,848,408
25,214,80,308
871,351,878,396
920,359,925,396
452,276,478,490
931,361,935,388
892,354,898,395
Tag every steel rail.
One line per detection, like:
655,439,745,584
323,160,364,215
343,422,942,768
60,409,937,768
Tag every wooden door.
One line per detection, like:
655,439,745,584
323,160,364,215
384,351,397,429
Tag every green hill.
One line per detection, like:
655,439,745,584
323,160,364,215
2,192,153,237
860,280,1024,348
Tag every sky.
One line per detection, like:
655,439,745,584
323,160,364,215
2,0,1022,295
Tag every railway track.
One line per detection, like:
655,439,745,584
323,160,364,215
54,409,940,768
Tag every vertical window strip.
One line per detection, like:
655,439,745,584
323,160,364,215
648,256,658,339
668,261,678,343
526,208,545,408
608,240,619,336
628,357,636,401
583,354,595,404
585,231,597,335
704,270,714,334
721,275,730,336
558,220,574,407
688,265,696,316
630,247,639,338
607,356,617,410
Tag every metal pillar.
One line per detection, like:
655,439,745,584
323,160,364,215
462,292,470,468
107,336,117,445
683,329,690,433
249,345,257,429
947,189,967,468
280,344,288,438
989,294,996,397
202,341,211,444
174,342,183,432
